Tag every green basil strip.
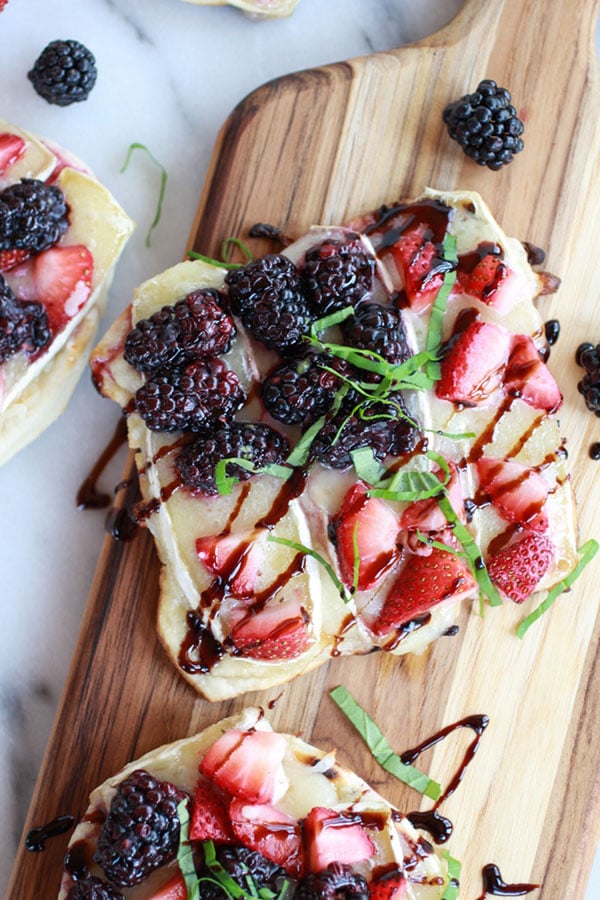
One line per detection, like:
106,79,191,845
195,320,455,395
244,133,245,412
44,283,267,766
267,536,352,603
222,236,253,264
369,469,444,502
350,446,386,484
176,801,200,900
121,142,167,248
516,539,599,638
203,840,248,898
329,685,441,800
214,457,293,495
416,530,463,557
310,305,355,337
187,248,241,270
425,231,458,381
285,414,327,466
441,850,462,900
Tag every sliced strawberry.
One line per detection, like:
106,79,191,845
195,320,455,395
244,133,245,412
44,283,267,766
0,132,25,175
400,462,464,532
200,729,288,803
372,547,476,637
505,335,562,413
229,799,303,878
189,777,234,843
487,533,555,603
33,244,93,334
369,869,408,900
303,806,375,874
147,873,186,899
230,596,312,661
196,530,265,598
436,320,512,406
0,248,31,272
332,481,400,590
391,225,444,312
476,456,549,533
458,255,526,315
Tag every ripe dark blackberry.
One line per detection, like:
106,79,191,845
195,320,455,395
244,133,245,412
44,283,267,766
301,239,375,316
94,769,188,887
262,352,353,427
311,397,420,470
342,301,412,365
295,863,369,899
135,358,245,432
0,274,50,362
0,179,69,253
175,422,289,495
124,289,235,375
28,39,97,106
443,79,524,170
225,254,313,353
66,876,124,900
576,341,600,416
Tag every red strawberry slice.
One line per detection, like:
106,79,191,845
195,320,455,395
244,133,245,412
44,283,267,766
0,248,31,272
0,132,25,175
487,533,555,603
400,462,464,533
372,547,477,637
391,226,444,312
303,806,375,873
196,530,265,598
436,320,512,406
332,481,400,590
476,456,549,533
200,729,288,803
505,335,562,413
147,873,186,899
229,799,304,878
189,777,234,843
230,596,312,660
457,252,507,300
369,869,408,900
33,244,93,334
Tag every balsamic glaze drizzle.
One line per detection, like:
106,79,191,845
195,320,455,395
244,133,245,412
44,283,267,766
25,815,74,852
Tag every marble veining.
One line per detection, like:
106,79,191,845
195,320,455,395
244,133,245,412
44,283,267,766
0,0,598,896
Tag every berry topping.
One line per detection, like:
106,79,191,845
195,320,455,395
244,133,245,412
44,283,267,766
487,533,555,603
0,273,50,363
0,178,68,254
341,301,412,365
456,250,524,313
443,79,525,170
262,352,353,427
229,800,304,878
576,341,600,416
331,481,400,590
0,133,26,176
295,863,369,900
303,807,374,873
0,248,31,272
200,729,288,803
229,596,312,660
505,335,562,413
301,238,374,316
476,457,549,534
400,463,465,533
372,547,477,637
124,289,235,375
436,320,512,406
196,530,266,598
28,39,97,106
189,778,234,843
94,769,189,887
226,254,312,353
33,244,93,334
211,845,289,894
369,869,408,900
390,224,449,312
175,422,289,495
134,358,245,433
66,876,124,899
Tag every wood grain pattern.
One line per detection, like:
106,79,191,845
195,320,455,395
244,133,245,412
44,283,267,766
8,0,600,896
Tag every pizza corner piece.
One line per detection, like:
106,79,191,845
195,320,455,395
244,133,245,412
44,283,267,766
90,187,586,701
58,708,455,899
0,118,134,467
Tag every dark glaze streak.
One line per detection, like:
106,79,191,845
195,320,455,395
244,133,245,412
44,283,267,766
407,809,453,843
25,815,74,852
466,396,514,464
476,863,539,898
224,482,252,534
63,840,92,880
256,467,308,530
76,417,128,509
179,610,224,674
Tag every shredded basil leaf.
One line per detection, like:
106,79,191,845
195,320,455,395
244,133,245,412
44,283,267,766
516,539,599,638
121,142,167,248
310,305,355,337
187,248,241,271
285,414,327,467
268,535,351,603
329,685,441,799
425,231,458,381
222,236,253,265
350,446,386,484
176,801,200,900
214,457,292,495
441,849,462,900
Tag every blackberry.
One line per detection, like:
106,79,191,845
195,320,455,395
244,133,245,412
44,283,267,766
225,254,313,353
295,863,369,899
342,301,411,365
443,79,524,170
175,422,289,495
94,769,188,887
124,289,235,375
576,341,600,416
28,39,97,106
301,239,374,316
262,352,353,427
311,398,419,470
66,876,124,900
0,179,69,253
0,274,50,363
134,358,245,432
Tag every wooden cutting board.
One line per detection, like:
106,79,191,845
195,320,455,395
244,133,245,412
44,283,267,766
9,0,600,896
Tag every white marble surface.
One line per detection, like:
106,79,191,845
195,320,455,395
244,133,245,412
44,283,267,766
0,0,598,896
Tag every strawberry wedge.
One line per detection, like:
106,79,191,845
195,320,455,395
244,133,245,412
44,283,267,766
229,596,312,660
229,799,304,878
200,728,289,803
436,320,512,405
196,530,265,598
303,806,375,873
487,533,555,603
476,456,549,534
33,244,94,335
505,334,562,413
391,225,445,312
189,778,234,842
0,132,25,175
